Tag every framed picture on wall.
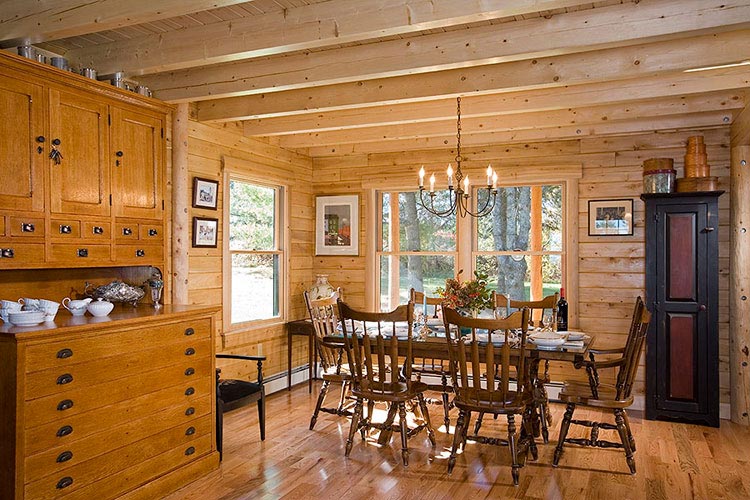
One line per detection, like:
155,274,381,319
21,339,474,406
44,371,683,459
588,199,634,236
192,217,219,247
192,177,219,210
315,195,359,255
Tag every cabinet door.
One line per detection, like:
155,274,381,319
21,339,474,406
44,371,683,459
48,89,110,216
111,107,164,220
654,203,710,416
0,72,45,212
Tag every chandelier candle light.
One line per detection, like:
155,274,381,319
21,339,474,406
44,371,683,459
418,97,498,218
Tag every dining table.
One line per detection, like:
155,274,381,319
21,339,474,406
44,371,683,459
325,321,595,444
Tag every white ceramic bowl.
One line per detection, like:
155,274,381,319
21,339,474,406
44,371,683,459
87,298,114,317
8,310,46,326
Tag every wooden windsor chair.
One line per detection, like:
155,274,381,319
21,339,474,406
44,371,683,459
337,299,436,466
552,296,651,474
304,289,354,430
442,306,537,486
473,292,559,441
409,288,453,431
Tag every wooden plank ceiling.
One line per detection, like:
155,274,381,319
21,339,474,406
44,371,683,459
3,0,750,158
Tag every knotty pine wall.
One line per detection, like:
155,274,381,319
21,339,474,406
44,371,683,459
186,120,314,381
312,127,732,403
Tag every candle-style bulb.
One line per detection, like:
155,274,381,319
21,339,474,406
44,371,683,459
486,165,492,185
447,164,454,187
492,172,498,189
419,166,425,187
463,176,470,193
429,173,436,193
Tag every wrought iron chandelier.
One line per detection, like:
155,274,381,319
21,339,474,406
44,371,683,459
418,96,498,218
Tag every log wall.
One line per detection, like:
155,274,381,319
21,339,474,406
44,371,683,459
312,127,732,402
187,121,314,381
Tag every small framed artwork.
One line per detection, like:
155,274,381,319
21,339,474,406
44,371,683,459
588,199,634,236
192,177,219,210
316,195,359,255
192,217,219,247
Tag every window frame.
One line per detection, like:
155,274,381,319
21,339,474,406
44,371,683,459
222,169,287,333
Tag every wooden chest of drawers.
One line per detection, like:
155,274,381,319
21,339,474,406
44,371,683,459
0,305,220,500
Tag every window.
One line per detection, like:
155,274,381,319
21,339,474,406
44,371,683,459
227,177,284,325
376,183,564,309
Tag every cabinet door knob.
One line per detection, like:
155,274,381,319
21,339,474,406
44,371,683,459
77,248,88,258
122,227,132,236
59,224,72,234
699,304,707,311
115,150,123,157
56,425,73,437
135,249,145,257
185,407,195,416
703,227,715,233
56,451,73,463
0,248,14,258
185,347,196,356
56,477,73,490
36,136,46,143
21,222,35,232
56,373,74,385
93,226,104,235
57,399,74,411
148,228,158,236
184,328,195,336
57,348,73,359
52,138,61,146
185,367,195,376
185,426,196,436
185,446,196,456
185,386,195,396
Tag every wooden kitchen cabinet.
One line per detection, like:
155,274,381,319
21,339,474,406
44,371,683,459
0,51,171,270
0,305,220,500
0,70,45,213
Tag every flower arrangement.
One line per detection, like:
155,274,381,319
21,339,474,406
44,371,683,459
436,270,494,316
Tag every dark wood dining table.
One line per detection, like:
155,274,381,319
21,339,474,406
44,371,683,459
324,325,594,443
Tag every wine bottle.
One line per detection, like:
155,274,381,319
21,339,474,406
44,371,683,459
556,288,568,332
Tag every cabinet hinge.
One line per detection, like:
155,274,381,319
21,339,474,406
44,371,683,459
108,114,111,126
109,194,112,206
161,128,164,139
162,199,165,210
653,212,659,223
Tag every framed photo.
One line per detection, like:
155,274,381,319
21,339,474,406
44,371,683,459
192,177,219,210
316,195,359,255
588,199,634,236
192,217,218,247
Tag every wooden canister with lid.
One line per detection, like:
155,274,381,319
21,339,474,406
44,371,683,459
642,158,676,193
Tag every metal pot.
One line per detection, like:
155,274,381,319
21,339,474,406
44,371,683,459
80,67,97,79
50,57,69,71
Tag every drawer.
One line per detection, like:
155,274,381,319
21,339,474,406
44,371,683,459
115,222,139,241
139,223,163,242
82,221,110,240
0,215,5,236
25,377,213,456
115,243,164,263
25,418,213,500
51,219,81,238
25,318,212,373
9,215,45,237
24,399,212,484
0,242,45,267
49,243,111,264
25,356,213,429
25,337,212,399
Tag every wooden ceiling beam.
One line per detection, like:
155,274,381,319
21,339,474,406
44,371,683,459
241,68,750,135
0,0,250,48
143,0,750,102
302,111,733,157
65,0,595,76
197,29,750,121
276,92,743,148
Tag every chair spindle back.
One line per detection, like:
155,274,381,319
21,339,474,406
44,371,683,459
616,297,651,400
491,292,558,328
304,290,344,373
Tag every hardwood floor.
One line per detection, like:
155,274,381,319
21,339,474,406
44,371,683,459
166,383,750,500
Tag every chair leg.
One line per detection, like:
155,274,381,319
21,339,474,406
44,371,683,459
448,409,467,474
538,399,549,444
310,380,330,430
337,380,349,414
258,391,266,441
508,414,519,486
417,393,436,447
461,411,471,450
441,372,451,432
398,402,409,466
523,405,538,461
474,412,484,435
615,409,636,474
553,403,575,467
622,409,636,452
345,398,363,458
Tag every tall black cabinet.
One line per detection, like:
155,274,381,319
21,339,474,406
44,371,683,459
642,192,722,427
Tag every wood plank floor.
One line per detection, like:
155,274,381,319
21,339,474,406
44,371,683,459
166,383,750,500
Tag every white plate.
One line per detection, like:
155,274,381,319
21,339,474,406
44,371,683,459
9,318,45,326
564,331,587,341
529,332,566,347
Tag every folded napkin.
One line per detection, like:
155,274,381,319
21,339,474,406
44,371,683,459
562,340,584,348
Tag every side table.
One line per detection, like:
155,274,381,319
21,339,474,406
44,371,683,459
287,319,316,392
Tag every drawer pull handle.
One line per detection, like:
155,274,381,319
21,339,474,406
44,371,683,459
21,222,35,232
185,426,196,436
93,226,104,235
56,451,73,463
185,387,195,396
184,327,195,336
56,476,73,490
57,348,73,359
135,249,145,257
185,347,196,356
59,224,72,234
122,227,132,236
56,373,74,385
148,228,158,236
185,367,195,376
185,446,195,456
185,407,195,416
77,248,88,258
57,399,74,411
1,248,14,258
56,425,73,437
